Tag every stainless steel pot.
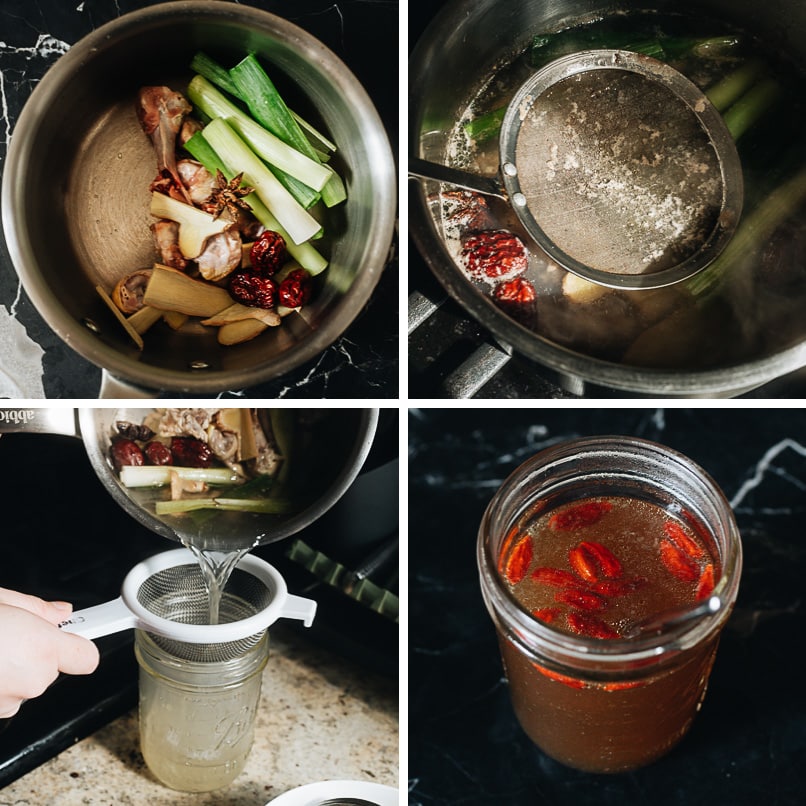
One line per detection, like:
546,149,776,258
0,407,379,550
2,2,396,397
410,0,806,397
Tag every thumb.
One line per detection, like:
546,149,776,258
55,630,100,676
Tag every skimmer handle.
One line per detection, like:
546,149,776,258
59,597,138,640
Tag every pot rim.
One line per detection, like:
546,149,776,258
2,1,397,394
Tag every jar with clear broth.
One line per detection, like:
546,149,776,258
134,629,268,792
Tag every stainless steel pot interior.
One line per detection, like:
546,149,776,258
2,2,396,394
77,407,379,550
410,0,806,396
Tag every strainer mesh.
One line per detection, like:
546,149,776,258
136,564,274,663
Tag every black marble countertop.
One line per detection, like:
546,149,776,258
0,0,398,399
409,408,806,805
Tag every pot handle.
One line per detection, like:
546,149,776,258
98,370,158,399
443,341,513,398
0,407,80,437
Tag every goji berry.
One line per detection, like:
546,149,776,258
663,520,705,560
567,612,621,639
549,500,613,531
601,680,644,691
531,567,580,588
531,660,587,689
695,563,716,601
659,538,700,582
555,587,607,613
590,577,647,597
579,541,623,579
502,534,533,585
569,544,600,582
461,229,528,280
532,607,561,624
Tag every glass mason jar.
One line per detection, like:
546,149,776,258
477,436,742,774
134,629,269,792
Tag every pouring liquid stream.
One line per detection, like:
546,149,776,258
186,543,259,625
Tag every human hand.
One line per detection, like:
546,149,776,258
0,588,100,719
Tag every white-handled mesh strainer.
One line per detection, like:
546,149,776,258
59,548,316,662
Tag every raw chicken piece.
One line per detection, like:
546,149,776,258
196,229,243,282
177,159,215,207
150,220,188,271
137,86,193,203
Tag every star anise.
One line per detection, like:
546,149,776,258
205,170,254,219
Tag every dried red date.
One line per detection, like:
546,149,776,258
249,230,287,275
461,229,528,280
170,436,213,468
278,268,313,308
229,272,277,309
110,438,144,470
493,276,536,304
144,441,173,466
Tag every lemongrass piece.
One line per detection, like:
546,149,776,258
95,285,144,350
202,118,322,245
119,465,241,488
127,305,163,335
149,192,230,258
201,303,281,327
187,76,330,192
217,318,270,345
155,497,293,515
143,263,232,317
